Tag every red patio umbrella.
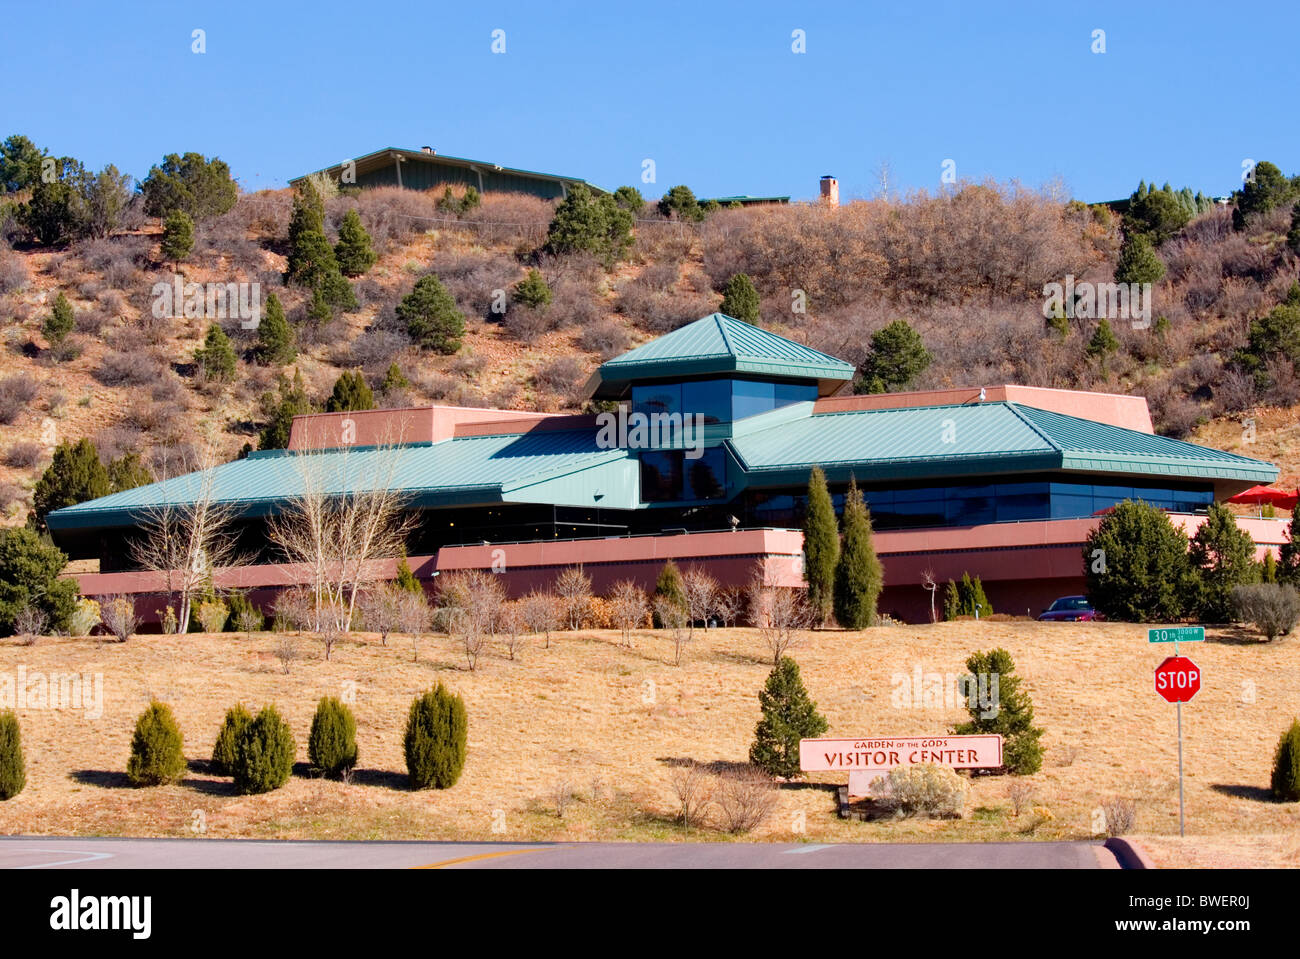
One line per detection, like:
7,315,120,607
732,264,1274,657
1227,485,1298,516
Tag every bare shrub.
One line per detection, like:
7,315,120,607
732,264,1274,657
1232,583,1300,641
1054,744,1079,768
653,596,691,665
4,441,44,469
97,349,164,388
273,586,317,632
1008,780,1036,817
713,766,778,834
1101,796,1137,837
714,586,745,628
681,565,718,637
13,606,47,645
499,601,525,660
0,481,29,512
360,581,407,646
344,329,410,373
439,570,504,670
577,319,632,359
553,778,574,818
0,247,28,294
668,760,715,828
533,355,588,404
0,373,38,425
503,304,557,340
869,764,968,818
275,634,302,674
749,576,811,664
608,580,648,647
98,594,141,643
554,566,592,630
520,590,561,647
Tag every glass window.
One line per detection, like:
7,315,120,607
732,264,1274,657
639,451,681,502
686,448,727,500
774,382,817,408
632,384,681,418
681,379,731,424
732,379,775,420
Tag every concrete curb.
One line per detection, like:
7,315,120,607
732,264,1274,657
1104,837,1157,869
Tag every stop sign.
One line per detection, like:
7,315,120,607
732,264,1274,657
1154,655,1200,703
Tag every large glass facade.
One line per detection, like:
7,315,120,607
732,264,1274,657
747,480,1214,530
640,447,728,502
632,378,816,423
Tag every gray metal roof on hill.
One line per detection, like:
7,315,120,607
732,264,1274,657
587,313,855,398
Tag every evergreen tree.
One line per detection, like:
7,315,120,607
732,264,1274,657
210,703,252,776
308,696,359,779
379,362,410,394
657,185,704,221
18,158,79,245
833,479,883,628
1233,161,1296,231
749,656,828,778
395,556,422,594
1083,499,1195,622
1279,504,1300,587
1287,202,1300,255
955,648,1043,775
653,559,688,627
253,292,296,366
720,273,761,325
854,320,933,394
1115,231,1166,285
1262,549,1278,584
612,185,645,213
1086,318,1120,367
1272,719,1300,801
285,184,355,315
160,210,194,265
802,467,839,625
1124,182,1192,245
404,684,468,789
334,207,377,277
1235,294,1300,375
194,323,237,381
32,438,110,530
0,710,24,800
41,292,74,346
258,369,313,450
1188,503,1259,622
107,451,153,492
396,274,465,354
0,134,45,193
544,183,635,266
0,527,79,636
233,705,296,795
325,370,374,413
126,701,187,786
513,268,553,309
140,152,238,221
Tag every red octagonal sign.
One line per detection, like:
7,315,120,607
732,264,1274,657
1155,655,1200,703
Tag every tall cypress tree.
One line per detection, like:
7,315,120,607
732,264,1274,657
833,478,883,628
802,467,839,625
253,292,296,366
653,559,687,627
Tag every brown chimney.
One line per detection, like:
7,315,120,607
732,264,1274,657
819,175,839,207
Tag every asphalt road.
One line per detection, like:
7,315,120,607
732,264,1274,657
0,837,1116,869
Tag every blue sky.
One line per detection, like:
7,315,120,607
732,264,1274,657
7,0,1298,202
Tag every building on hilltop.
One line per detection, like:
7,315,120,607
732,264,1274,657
49,314,1283,624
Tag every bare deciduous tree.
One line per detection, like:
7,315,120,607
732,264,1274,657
921,567,939,623
98,594,141,643
439,570,503,670
398,587,430,662
554,566,592,631
682,565,718,638
748,574,811,664
275,634,301,674
359,581,407,646
13,605,46,646
520,590,561,648
654,595,691,665
608,580,648,648
714,586,745,628
129,444,247,634
267,433,416,635
499,601,525,660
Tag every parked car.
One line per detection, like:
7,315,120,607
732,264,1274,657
1037,595,1098,622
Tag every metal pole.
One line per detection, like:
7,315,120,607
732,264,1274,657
1176,699,1185,837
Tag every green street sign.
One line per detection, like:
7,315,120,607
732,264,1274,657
1148,626,1205,644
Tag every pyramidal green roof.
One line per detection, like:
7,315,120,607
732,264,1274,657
587,313,855,399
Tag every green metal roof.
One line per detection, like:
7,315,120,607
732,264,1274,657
47,428,628,532
291,147,603,192
727,402,1278,489
587,313,855,399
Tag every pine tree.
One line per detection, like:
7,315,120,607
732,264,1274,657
160,210,194,265
720,273,761,325
544,184,635,266
32,438,110,530
657,185,704,221
107,451,153,492
258,369,313,450
325,370,374,413
1086,318,1119,366
854,320,933,394
42,292,74,346
833,478,883,628
333,207,377,277
955,648,1043,775
233,705,295,795
0,528,78,635
397,274,465,354
253,292,296,366
653,559,687,627
1083,499,1195,622
1115,231,1166,285
802,467,839,625
749,657,828,778
380,362,410,393
395,556,422,594
194,323,237,381
1189,503,1259,622
513,268,553,309
285,184,355,315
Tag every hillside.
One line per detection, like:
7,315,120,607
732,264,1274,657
3,174,1300,530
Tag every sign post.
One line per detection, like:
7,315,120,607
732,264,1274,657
1149,627,1203,837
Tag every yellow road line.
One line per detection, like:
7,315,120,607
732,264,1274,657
414,848,543,869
